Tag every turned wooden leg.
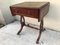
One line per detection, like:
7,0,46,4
36,19,43,44
17,16,25,35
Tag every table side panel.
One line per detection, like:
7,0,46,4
39,3,50,20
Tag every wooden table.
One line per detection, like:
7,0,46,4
10,2,50,44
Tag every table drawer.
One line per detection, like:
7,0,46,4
10,7,39,18
19,8,30,15
30,9,39,18
10,7,19,15
19,8,39,18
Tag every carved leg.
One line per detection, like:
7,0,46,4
36,19,43,44
17,16,25,35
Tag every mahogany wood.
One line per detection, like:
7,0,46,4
10,2,50,44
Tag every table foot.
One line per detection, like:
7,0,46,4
17,22,25,35
36,41,39,44
36,19,43,44
17,16,25,35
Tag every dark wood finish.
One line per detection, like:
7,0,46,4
17,16,25,35
10,2,50,22
10,7,39,18
10,2,50,44
36,19,43,44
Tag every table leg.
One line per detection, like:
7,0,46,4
17,16,25,35
36,19,43,44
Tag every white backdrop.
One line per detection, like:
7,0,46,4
0,10,6,25
0,0,15,24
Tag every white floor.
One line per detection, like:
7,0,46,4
0,21,60,45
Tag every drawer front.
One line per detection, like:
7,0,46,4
19,8,39,18
10,7,19,15
10,7,39,18
30,9,39,18
19,8,30,15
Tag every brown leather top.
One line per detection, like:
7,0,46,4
11,2,49,9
